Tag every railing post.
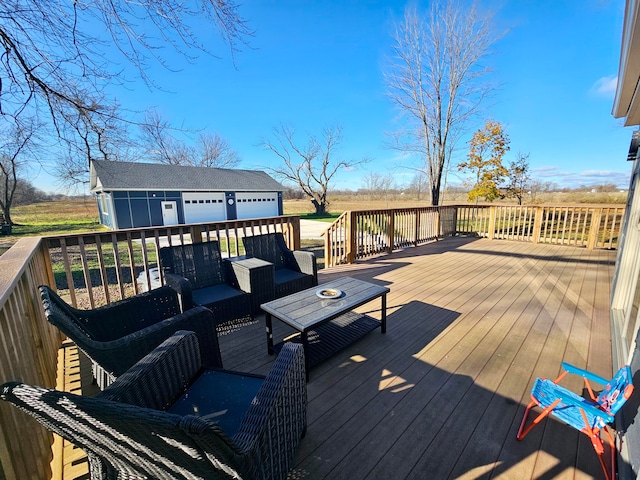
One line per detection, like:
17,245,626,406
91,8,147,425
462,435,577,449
290,216,301,251
324,228,331,269
452,206,459,236
387,210,395,253
587,208,603,250
488,206,496,240
347,211,356,264
414,208,419,246
39,240,56,289
189,225,202,243
532,207,544,244
0,237,63,480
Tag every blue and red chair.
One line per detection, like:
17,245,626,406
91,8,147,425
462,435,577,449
517,362,634,480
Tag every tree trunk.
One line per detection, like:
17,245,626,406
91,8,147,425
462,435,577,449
431,185,440,206
312,199,327,215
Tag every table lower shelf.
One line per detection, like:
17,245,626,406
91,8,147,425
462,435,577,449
271,311,382,368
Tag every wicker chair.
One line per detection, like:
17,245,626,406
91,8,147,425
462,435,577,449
160,241,256,333
1,331,306,480
242,232,317,299
39,285,221,389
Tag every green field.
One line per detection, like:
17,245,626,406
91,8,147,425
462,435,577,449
1,192,627,256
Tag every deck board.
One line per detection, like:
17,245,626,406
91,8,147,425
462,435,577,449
58,236,617,480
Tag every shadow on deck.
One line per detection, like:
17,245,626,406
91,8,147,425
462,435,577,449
59,236,626,479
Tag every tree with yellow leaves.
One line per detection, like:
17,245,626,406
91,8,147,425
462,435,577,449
458,121,510,203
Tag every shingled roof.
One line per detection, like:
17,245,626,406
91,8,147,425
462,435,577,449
90,160,285,192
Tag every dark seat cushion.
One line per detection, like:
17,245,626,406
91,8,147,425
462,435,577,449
274,268,310,286
167,369,264,436
192,284,247,308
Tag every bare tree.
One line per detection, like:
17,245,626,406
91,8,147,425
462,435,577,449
142,110,196,166
0,120,37,225
12,179,48,206
56,99,140,189
141,110,241,168
197,133,241,168
385,0,501,205
505,152,531,205
361,172,396,200
529,179,555,203
0,1,251,184
261,125,368,215
407,173,429,200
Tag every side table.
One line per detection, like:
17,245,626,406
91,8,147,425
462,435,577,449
225,255,275,314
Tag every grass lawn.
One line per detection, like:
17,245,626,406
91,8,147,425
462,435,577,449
0,199,103,255
9,199,103,234
297,213,340,222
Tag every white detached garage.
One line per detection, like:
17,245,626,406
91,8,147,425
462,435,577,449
90,160,285,229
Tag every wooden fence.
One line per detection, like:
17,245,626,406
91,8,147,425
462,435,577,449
0,237,61,480
0,216,300,479
0,206,625,478
324,205,625,267
44,216,301,309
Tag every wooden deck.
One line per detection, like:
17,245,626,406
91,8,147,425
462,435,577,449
59,236,618,479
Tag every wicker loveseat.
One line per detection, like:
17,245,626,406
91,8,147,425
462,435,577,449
40,285,221,389
1,330,307,480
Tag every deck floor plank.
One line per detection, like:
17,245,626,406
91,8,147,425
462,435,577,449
58,237,617,480
450,248,573,479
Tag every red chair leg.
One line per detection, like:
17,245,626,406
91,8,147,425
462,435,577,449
517,398,561,440
601,427,616,480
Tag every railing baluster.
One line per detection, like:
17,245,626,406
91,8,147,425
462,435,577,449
59,239,77,307
609,208,620,248
111,233,125,301
581,209,590,246
140,231,151,292
77,238,94,308
125,233,138,295
95,235,110,305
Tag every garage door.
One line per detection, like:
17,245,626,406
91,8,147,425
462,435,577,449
236,192,279,220
183,192,226,224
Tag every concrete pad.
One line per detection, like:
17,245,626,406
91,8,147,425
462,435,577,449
300,219,328,239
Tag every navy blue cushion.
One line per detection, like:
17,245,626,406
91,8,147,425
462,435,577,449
167,369,264,436
274,268,309,286
192,284,246,307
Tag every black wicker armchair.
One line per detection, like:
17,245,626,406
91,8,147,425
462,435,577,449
160,241,257,332
242,232,318,299
39,285,221,389
1,331,307,480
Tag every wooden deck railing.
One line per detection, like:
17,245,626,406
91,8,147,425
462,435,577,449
0,215,301,479
44,216,301,309
324,205,625,267
0,206,625,478
324,206,456,267
0,237,62,480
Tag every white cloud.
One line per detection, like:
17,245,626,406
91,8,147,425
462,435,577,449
533,166,630,188
531,166,560,174
591,75,618,97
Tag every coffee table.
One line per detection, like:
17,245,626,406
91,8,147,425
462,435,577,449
261,277,390,379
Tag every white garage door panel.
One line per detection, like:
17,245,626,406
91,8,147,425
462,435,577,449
183,192,226,223
236,193,278,219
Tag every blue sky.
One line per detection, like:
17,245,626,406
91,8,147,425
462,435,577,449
33,0,634,193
